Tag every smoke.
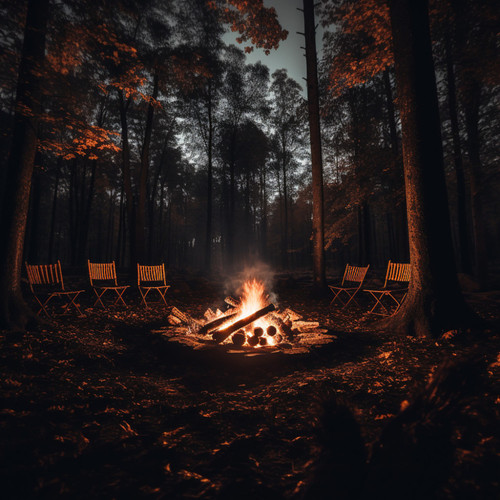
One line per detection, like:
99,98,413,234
224,261,278,304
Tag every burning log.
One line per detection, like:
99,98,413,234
254,327,264,337
270,312,294,339
171,307,203,329
224,296,241,308
259,337,268,346
204,308,216,321
212,303,276,344
266,325,277,337
231,331,246,347
198,311,238,335
247,335,259,347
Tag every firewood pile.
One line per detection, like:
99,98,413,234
154,296,335,355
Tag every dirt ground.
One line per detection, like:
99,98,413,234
1,275,499,499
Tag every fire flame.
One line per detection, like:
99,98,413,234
230,278,280,347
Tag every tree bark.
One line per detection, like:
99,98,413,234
303,0,326,293
386,0,477,338
0,0,49,330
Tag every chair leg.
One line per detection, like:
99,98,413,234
113,288,127,306
367,292,390,315
92,288,107,308
390,291,407,314
342,288,362,309
330,289,343,306
139,288,150,307
34,294,51,318
158,288,169,306
63,292,84,315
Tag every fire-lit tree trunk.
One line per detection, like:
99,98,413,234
387,0,477,338
0,0,49,330
303,0,326,293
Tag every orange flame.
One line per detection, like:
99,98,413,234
229,279,280,347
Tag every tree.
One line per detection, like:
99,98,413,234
303,0,327,293
386,0,477,337
0,0,49,330
269,69,307,269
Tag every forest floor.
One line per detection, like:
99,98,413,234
1,273,499,499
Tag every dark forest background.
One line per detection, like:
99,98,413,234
0,0,498,280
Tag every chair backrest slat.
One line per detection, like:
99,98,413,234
25,261,65,291
384,260,411,288
341,264,370,286
88,261,118,286
137,263,166,286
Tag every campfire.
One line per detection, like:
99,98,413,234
163,279,334,354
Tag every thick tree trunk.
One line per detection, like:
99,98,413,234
387,0,477,338
0,0,49,330
303,0,326,293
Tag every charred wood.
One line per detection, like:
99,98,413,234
199,311,238,335
212,304,276,344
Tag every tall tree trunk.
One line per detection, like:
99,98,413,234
444,31,472,274
76,158,97,264
205,80,214,272
260,167,268,260
48,157,62,263
227,140,236,271
464,83,488,285
0,0,49,329
303,0,326,292
137,69,159,265
26,164,41,263
387,0,477,338
282,154,289,269
357,202,371,266
383,69,408,261
118,91,136,269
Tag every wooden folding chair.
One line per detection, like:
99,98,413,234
329,264,370,308
364,261,411,315
88,260,129,308
137,263,170,307
25,261,85,317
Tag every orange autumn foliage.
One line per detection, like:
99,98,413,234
323,0,392,96
208,0,288,54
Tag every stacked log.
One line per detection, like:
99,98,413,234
162,301,334,353
212,304,276,344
